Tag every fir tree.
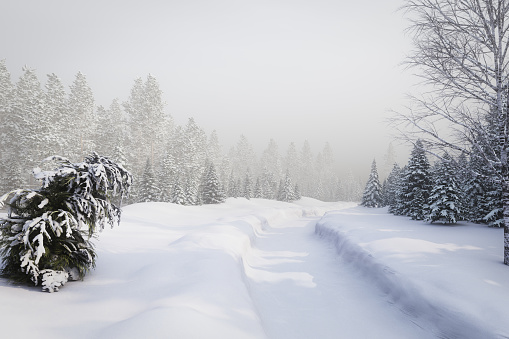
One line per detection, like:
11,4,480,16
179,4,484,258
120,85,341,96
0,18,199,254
278,170,295,202
243,169,253,200
385,163,401,213
138,158,159,202
201,163,226,204
254,177,262,199
402,140,431,220
170,176,186,205
361,159,383,208
0,153,132,292
426,153,463,224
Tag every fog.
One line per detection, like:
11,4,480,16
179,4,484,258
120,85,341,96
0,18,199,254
1,0,414,178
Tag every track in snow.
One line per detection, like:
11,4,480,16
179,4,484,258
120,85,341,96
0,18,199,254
243,215,435,339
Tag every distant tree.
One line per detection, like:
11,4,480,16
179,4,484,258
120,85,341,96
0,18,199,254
243,169,253,200
361,159,383,208
254,177,262,199
200,163,226,204
278,170,296,202
138,158,159,203
170,176,186,205
385,163,401,213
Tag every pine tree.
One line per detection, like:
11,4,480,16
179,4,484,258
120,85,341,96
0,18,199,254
386,163,401,213
0,153,132,292
278,170,295,202
254,177,262,199
243,169,253,200
361,159,383,208
426,153,463,224
138,158,159,202
0,59,13,194
201,163,226,204
402,140,431,220
170,176,186,205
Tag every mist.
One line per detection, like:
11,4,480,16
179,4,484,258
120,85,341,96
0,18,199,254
1,0,413,180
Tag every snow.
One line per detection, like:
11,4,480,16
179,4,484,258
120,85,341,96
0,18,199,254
0,199,508,338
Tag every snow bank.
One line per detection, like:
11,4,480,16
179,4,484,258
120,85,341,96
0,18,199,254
316,206,509,338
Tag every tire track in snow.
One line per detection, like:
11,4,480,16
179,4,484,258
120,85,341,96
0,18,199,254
240,215,435,339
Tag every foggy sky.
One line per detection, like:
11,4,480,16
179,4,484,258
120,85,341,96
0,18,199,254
1,0,414,177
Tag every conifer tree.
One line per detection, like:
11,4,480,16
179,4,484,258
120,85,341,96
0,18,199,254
385,163,401,213
402,140,431,220
170,177,186,205
361,159,383,208
426,153,463,224
201,163,226,204
243,169,253,200
138,158,159,202
254,177,262,199
0,153,132,292
278,170,296,202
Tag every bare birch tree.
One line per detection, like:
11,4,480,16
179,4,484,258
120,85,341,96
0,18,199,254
392,0,509,264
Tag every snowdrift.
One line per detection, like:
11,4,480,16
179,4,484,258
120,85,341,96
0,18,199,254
316,206,509,338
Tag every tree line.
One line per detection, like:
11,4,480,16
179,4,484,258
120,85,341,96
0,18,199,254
0,60,365,205
361,139,502,228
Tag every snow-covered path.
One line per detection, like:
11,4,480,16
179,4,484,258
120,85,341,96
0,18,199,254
243,215,433,339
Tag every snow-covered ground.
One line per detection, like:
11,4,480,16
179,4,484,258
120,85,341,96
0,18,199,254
0,198,508,338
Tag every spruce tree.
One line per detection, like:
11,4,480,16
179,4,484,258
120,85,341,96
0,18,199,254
0,153,131,292
278,170,296,202
201,163,226,204
402,140,431,220
386,163,401,214
138,158,159,202
361,159,383,208
170,176,186,205
426,153,463,224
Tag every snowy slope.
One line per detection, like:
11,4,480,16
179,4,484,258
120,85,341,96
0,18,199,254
0,199,507,338
317,206,509,338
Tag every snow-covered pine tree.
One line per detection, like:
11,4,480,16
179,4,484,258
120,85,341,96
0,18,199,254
138,158,159,202
243,169,253,200
201,163,226,204
0,153,132,292
361,159,383,208
390,165,409,215
385,163,401,214
278,170,295,202
254,177,262,199
402,140,431,220
170,176,186,205
426,153,463,224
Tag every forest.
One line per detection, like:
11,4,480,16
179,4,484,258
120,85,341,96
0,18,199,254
0,60,367,205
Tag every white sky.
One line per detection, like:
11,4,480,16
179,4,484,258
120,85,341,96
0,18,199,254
1,0,415,176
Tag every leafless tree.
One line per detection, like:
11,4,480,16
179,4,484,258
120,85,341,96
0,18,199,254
392,0,509,264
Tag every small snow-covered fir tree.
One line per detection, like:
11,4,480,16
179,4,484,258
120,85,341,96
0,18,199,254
243,169,253,200
170,176,186,205
254,177,262,199
361,159,383,208
278,170,296,202
0,153,132,292
426,153,463,224
200,163,226,204
386,163,401,213
138,158,159,202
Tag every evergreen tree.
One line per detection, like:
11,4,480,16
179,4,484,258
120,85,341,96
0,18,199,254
361,159,383,208
201,163,226,204
402,140,431,220
278,170,296,202
170,176,186,205
426,153,463,224
254,177,262,199
385,163,401,213
138,158,159,202
243,169,253,200
0,153,132,292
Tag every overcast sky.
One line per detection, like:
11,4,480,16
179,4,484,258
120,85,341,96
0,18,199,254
1,0,414,176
